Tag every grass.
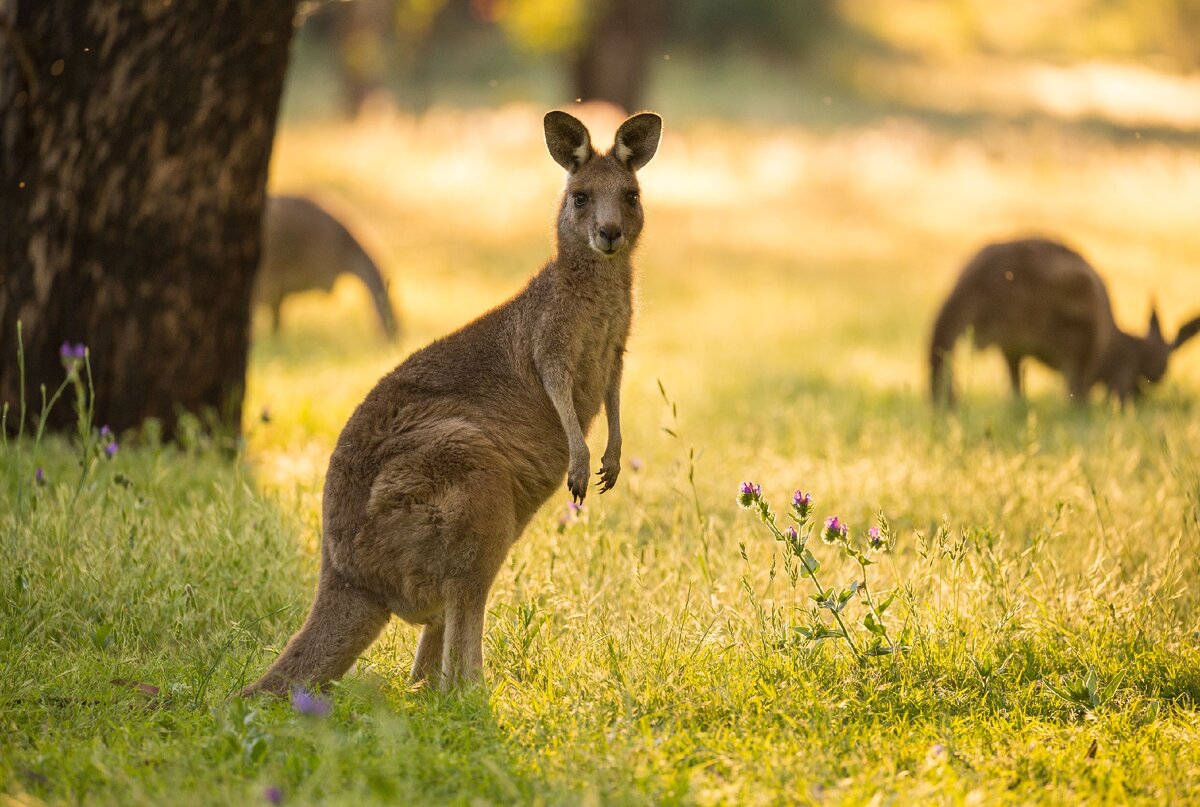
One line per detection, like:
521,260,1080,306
4,102,1200,805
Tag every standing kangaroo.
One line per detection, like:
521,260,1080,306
242,111,662,695
930,237,1200,405
255,195,399,339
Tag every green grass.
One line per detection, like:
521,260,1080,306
4,106,1200,805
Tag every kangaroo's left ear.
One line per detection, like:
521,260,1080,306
612,113,662,172
545,111,593,173
1173,314,1200,351
1148,307,1164,342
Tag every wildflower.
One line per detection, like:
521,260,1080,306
822,515,848,544
791,489,813,519
290,686,330,718
263,785,284,805
737,480,762,508
568,500,583,515
629,457,644,471
867,526,885,549
260,406,271,424
99,425,118,458
59,341,86,373
35,467,45,486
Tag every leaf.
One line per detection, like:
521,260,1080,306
91,623,114,650
798,549,820,578
1098,669,1126,706
863,612,887,636
877,590,897,614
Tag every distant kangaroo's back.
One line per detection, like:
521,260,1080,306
256,195,398,338
930,238,1118,403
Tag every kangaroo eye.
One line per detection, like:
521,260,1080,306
572,192,588,208
625,192,639,206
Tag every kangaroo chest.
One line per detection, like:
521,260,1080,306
571,297,631,425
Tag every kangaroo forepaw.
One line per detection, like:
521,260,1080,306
596,459,619,493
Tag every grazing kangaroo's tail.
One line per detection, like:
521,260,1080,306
930,293,971,406
241,568,389,697
347,241,399,340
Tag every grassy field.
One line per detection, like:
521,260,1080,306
4,103,1200,805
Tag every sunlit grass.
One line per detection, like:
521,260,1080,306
4,105,1200,804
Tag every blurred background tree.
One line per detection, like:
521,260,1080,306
300,0,1196,121
0,0,298,438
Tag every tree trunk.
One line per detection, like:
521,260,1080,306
571,0,667,113
0,0,298,439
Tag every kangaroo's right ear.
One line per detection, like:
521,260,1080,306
613,113,662,171
1173,314,1200,351
544,111,593,173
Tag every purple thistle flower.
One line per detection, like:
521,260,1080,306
629,457,644,471
822,515,848,544
737,480,762,508
35,467,45,486
568,500,583,514
263,785,284,805
59,341,86,371
290,686,331,718
791,489,813,518
104,440,119,459
867,526,885,549
99,425,111,438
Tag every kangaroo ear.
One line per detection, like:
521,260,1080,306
1148,307,1164,342
612,112,662,171
1173,314,1200,351
544,111,592,173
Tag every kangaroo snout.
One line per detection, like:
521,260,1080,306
593,225,625,255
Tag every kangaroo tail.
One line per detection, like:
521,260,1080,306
241,567,389,697
930,293,971,406
346,240,399,340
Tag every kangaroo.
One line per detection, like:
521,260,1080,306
255,194,399,339
930,237,1200,406
241,111,662,695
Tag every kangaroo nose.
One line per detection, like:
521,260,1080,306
599,225,622,243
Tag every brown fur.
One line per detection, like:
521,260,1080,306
241,111,663,695
931,237,1200,405
255,194,399,339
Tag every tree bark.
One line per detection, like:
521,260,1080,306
0,0,298,438
570,0,667,113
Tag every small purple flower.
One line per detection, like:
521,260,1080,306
263,785,284,805
629,457,644,471
822,515,848,544
290,686,330,718
737,480,762,508
867,526,885,549
99,425,118,458
35,467,45,486
568,500,583,515
791,490,813,518
59,341,86,372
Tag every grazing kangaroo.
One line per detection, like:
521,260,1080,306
241,111,662,695
255,194,399,339
930,237,1200,405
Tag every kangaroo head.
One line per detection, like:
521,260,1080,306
1136,308,1171,386
544,110,662,258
